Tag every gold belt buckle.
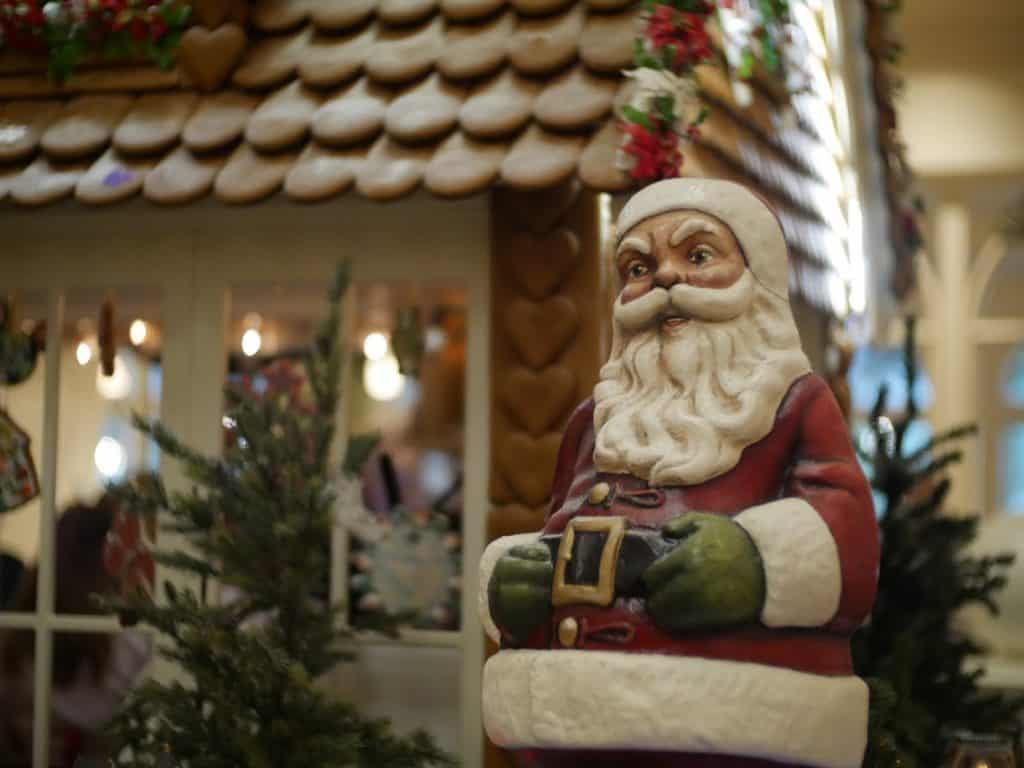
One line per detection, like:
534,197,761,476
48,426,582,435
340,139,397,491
551,516,626,608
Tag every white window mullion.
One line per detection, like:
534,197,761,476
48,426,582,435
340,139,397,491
33,288,64,768
460,252,490,768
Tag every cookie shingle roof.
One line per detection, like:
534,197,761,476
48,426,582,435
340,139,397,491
0,0,843,275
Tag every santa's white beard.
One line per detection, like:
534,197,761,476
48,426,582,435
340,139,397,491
593,270,811,487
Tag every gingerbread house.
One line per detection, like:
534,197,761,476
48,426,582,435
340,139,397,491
0,0,891,765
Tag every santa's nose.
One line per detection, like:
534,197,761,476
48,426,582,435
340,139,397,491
653,264,682,288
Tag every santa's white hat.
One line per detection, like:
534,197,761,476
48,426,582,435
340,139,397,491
615,178,790,301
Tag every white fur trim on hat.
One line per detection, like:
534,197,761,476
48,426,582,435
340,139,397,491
615,178,790,300
483,649,869,768
736,498,842,628
479,532,542,644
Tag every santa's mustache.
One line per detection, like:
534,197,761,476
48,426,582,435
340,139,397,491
613,269,756,333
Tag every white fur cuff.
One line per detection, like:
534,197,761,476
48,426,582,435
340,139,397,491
479,532,542,644
484,650,869,768
736,498,842,628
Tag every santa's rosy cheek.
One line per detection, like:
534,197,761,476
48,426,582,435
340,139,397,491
686,261,745,289
619,282,652,304
614,274,655,303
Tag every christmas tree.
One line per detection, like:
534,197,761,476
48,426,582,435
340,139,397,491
101,265,454,768
853,317,1023,768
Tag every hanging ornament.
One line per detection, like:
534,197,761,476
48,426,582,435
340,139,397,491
348,452,461,630
0,298,44,386
392,307,424,377
99,297,115,377
0,408,39,514
103,500,156,596
349,504,461,631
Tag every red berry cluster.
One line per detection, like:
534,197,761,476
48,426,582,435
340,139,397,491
644,4,713,72
621,122,683,182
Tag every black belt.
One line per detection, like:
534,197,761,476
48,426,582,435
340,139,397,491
540,518,675,607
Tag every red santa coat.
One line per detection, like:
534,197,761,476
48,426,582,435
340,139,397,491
481,373,879,768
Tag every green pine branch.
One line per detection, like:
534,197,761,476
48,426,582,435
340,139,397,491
854,316,1023,766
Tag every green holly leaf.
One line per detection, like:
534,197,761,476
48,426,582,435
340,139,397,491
47,35,87,82
653,94,676,125
161,2,192,27
632,38,648,66
632,40,661,69
621,105,653,130
738,49,755,79
761,36,780,73
661,44,676,69
152,31,183,69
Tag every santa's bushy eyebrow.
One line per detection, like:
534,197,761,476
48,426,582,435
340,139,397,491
669,217,719,247
616,235,651,259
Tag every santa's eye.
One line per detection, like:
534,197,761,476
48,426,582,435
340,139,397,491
627,261,649,279
689,246,714,266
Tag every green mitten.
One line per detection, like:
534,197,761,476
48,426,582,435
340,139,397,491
643,512,765,633
488,543,553,645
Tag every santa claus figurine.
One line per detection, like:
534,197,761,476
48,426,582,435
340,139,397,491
481,179,879,768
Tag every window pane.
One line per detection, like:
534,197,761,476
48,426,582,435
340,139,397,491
347,283,465,631
1,290,47,615
1001,423,1024,515
327,644,461,754
50,630,150,768
1002,346,1024,409
0,627,34,766
53,287,162,617
848,346,934,414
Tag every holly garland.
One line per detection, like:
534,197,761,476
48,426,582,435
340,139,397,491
618,0,791,184
0,0,190,82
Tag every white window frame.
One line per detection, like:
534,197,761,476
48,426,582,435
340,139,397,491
0,193,490,768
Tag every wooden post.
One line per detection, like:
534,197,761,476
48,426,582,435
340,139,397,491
485,181,609,767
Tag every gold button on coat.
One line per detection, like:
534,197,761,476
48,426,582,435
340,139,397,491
558,617,579,648
588,482,611,505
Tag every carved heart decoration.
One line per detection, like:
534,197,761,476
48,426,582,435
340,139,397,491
192,0,232,28
490,472,514,505
507,228,580,300
503,296,579,369
229,0,249,25
499,180,581,233
488,504,547,539
497,432,562,507
500,365,577,437
178,23,247,92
